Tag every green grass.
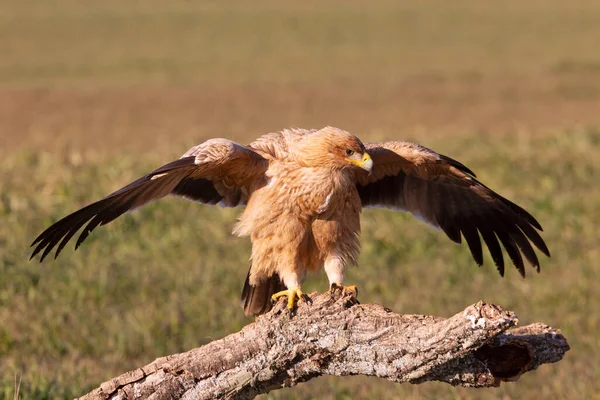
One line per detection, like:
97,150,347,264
2,0,600,87
2,130,599,399
1,0,600,398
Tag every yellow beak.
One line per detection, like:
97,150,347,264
346,152,373,172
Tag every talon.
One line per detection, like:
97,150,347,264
301,293,312,304
330,283,358,299
271,287,309,314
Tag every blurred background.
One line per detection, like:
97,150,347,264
1,1,599,398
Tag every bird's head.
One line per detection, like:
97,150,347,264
294,127,373,172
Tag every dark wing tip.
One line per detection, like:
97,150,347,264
461,227,483,266
29,249,39,262
30,234,50,261
28,158,199,262
540,240,550,257
470,181,550,274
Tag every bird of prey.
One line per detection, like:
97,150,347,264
30,127,550,316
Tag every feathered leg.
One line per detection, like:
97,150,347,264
325,256,358,299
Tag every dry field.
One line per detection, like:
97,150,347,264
1,1,599,398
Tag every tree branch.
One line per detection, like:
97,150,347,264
80,292,569,400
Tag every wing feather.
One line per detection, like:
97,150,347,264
356,140,549,276
493,218,525,277
453,190,484,266
479,225,505,276
31,139,267,261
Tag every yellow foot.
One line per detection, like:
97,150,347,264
271,287,311,315
330,283,359,299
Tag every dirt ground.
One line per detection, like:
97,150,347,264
3,72,600,156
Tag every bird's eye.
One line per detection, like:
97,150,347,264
345,149,355,156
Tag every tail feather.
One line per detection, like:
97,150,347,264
241,271,285,317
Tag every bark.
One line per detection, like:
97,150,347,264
80,292,569,400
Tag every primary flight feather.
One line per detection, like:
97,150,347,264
31,127,550,316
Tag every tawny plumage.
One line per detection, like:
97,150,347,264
30,127,550,316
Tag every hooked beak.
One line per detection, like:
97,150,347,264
346,152,373,172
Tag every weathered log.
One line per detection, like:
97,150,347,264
80,291,569,399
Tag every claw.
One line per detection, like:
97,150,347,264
301,293,313,305
330,283,358,299
271,287,310,315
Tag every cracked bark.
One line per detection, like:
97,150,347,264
79,292,569,400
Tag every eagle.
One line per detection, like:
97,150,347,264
30,127,550,316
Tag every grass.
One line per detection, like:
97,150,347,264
2,1,600,86
2,131,598,399
1,1,599,399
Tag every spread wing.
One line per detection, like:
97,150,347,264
356,141,550,277
31,139,267,261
